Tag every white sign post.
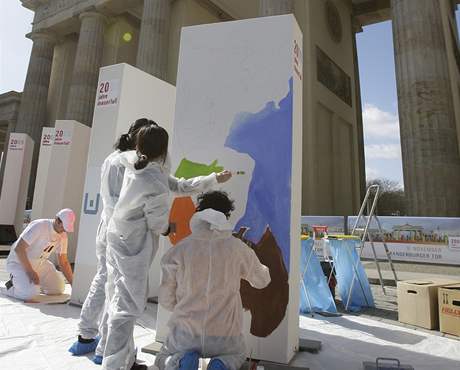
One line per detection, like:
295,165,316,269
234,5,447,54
31,127,55,221
0,133,34,242
71,63,175,305
31,120,91,263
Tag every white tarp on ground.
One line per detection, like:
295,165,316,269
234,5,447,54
294,315,460,370
0,295,157,369
0,294,459,370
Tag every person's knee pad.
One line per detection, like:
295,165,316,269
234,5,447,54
208,359,228,370
41,271,65,295
178,351,200,370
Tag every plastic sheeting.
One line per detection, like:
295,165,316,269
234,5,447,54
295,315,460,370
299,238,337,314
1,289,460,370
325,238,375,311
0,294,157,369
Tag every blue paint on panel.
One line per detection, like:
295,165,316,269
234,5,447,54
225,78,293,270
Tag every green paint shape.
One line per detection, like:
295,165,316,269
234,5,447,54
175,158,224,179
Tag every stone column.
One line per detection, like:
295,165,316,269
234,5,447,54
392,0,460,216
136,0,171,80
352,26,366,205
15,31,56,207
66,11,106,126
16,31,56,143
47,35,78,124
259,0,293,16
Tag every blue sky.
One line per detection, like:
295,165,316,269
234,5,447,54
1,3,459,189
357,12,460,188
356,20,403,186
0,2,33,94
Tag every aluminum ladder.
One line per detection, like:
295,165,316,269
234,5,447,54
350,184,398,296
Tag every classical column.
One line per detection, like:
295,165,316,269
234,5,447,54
259,0,293,16
392,0,460,216
66,11,106,126
352,25,366,205
15,31,56,206
16,31,56,144
136,0,171,80
47,35,78,123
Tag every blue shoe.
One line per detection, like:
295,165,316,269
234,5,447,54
68,336,100,356
178,351,200,370
93,355,103,365
208,359,228,370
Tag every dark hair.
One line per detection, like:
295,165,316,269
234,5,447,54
134,124,169,170
114,118,157,151
196,191,235,219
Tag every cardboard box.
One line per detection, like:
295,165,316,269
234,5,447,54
439,284,460,336
397,279,460,329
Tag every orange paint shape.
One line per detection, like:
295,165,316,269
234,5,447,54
169,196,196,245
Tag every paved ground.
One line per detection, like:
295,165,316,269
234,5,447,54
316,259,459,340
363,260,460,286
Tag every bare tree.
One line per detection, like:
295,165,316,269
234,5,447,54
367,178,406,216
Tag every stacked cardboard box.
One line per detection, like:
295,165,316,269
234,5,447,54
397,279,460,330
438,284,460,337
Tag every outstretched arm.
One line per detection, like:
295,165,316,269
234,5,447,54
167,170,232,195
241,247,271,289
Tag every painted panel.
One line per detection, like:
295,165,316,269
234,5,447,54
156,15,302,364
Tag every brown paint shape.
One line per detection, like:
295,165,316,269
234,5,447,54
235,227,289,337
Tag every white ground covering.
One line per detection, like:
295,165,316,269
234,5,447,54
293,315,460,370
0,294,157,370
1,293,459,370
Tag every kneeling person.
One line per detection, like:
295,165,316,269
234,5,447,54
156,191,271,370
3,208,75,301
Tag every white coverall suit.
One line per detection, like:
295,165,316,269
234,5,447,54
5,219,67,300
155,209,271,370
78,150,124,353
102,151,219,370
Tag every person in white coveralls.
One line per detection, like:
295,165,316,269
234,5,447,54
69,118,151,360
69,118,232,367
2,208,76,301
101,124,232,370
156,191,271,370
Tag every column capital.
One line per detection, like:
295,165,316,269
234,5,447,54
26,30,58,44
21,0,43,11
352,18,363,34
259,0,294,16
79,10,108,24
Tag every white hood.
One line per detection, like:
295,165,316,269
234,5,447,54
190,209,233,236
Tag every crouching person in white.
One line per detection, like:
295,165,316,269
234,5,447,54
155,191,271,370
3,208,76,301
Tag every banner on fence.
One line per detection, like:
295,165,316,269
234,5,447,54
301,216,460,266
